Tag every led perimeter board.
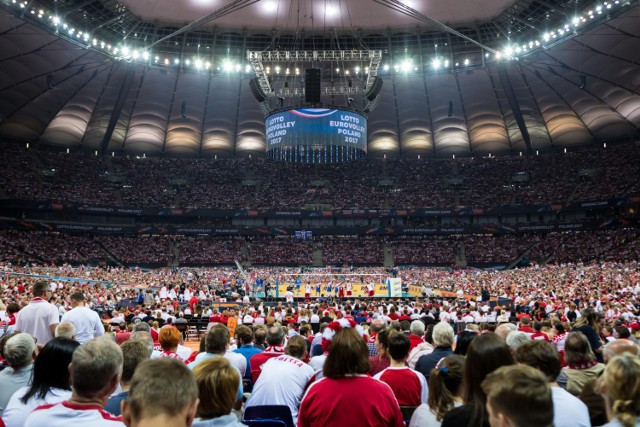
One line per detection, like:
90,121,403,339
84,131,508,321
265,108,367,163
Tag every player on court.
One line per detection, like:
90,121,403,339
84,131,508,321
367,282,375,297
346,282,353,297
305,283,312,299
285,289,295,304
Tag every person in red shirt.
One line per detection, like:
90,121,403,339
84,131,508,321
249,326,286,383
531,322,551,342
369,327,392,376
374,332,428,406
298,328,404,427
517,317,535,335
219,310,229,325
209,308,222,324
408,320,426,351
189,295,199,313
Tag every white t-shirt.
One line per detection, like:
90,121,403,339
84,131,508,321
409,401,462,427
225,350,248,377
309,355,327,380
24,401,125,427
15,299,60,345
61,306,105,344
285,291,294,303
551,386,590,427
246,355,315,424
3,386,72,427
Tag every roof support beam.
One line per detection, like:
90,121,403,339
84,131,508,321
497,64,533,153
100,64,135,154
370,0,499,55
146,0,258,50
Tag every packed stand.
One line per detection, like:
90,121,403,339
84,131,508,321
393,237,458,265
2,261,640,426
178,237,247,265
1,140,639,210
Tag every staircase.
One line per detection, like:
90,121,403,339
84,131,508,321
170,239,180,267
455,241,467,268
383,243,394,267
104,157,125,206
312,243,324,266
95,240,124,266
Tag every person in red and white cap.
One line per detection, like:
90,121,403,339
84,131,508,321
309,318,366,380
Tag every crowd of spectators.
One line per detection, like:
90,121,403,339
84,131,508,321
0,228,638,268
1,141,638,210
2,260,640,425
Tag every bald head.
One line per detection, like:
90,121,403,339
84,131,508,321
370,319,385,334
495,323,516,340
603,339,640,363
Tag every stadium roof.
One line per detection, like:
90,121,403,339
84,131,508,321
0,0,638,157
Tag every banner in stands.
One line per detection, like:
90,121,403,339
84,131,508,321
274,283,391,298
1,195,638,219
0,218,636,237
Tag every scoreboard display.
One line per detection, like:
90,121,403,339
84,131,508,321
265,108,367,152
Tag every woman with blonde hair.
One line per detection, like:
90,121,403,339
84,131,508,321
598,353,640,427
192,357,246,427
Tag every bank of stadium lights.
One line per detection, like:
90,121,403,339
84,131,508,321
8,0,629,74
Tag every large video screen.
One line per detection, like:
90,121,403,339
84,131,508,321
265,108,367,151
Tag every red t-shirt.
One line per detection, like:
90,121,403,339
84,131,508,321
189,296,199,312
374,367,428,406
298,375,404,427
531,332,551,342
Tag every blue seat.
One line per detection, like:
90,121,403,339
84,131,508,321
243,405,295,427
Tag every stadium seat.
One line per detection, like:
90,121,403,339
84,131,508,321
243,405,295,427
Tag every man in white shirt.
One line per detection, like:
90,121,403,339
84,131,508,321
15,280,59,345
285,289,295,304
61,292,105,344
514,340,590,427
246,335,314,425
24,337,125,427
